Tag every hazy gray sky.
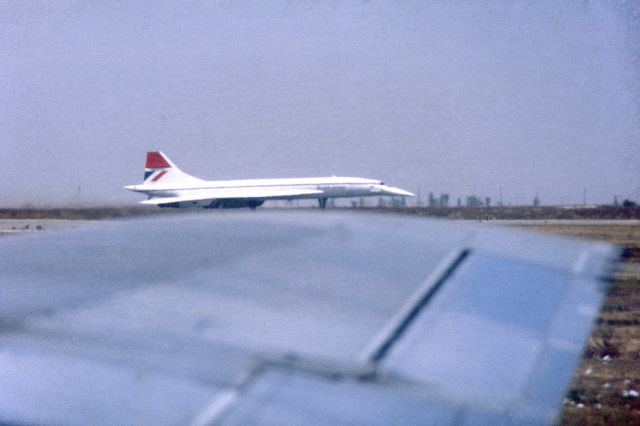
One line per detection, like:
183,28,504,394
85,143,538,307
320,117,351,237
2,1,639,206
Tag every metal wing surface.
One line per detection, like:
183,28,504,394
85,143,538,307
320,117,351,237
140,188,323,205
0,213,618,425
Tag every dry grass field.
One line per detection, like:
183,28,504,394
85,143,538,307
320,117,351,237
1,205,639,220
377,206,640,220
517,224,640,425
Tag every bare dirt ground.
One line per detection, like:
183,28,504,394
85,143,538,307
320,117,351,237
1,205,639,220
518,224,640,425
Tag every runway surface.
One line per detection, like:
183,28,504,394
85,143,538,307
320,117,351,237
489,219,640,226
1,217,637,236
0,219,98,235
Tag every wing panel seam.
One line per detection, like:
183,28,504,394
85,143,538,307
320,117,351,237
361,248,470,364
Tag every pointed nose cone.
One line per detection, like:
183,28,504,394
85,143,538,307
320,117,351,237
383,186,415,197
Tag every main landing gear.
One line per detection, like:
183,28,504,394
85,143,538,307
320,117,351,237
318,198,328,209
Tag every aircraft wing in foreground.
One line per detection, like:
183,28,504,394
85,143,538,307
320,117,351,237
125,151,413,209
0,213,618,425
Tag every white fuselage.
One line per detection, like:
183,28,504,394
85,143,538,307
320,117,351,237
127,176,411,207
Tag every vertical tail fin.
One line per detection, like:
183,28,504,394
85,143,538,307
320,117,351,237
143,151,203,185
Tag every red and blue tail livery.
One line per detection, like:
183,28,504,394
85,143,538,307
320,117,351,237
144,151,172,182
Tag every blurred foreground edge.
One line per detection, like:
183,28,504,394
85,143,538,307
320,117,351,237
0,212,619,425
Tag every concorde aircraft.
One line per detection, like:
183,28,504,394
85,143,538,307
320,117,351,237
125,151,413,209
